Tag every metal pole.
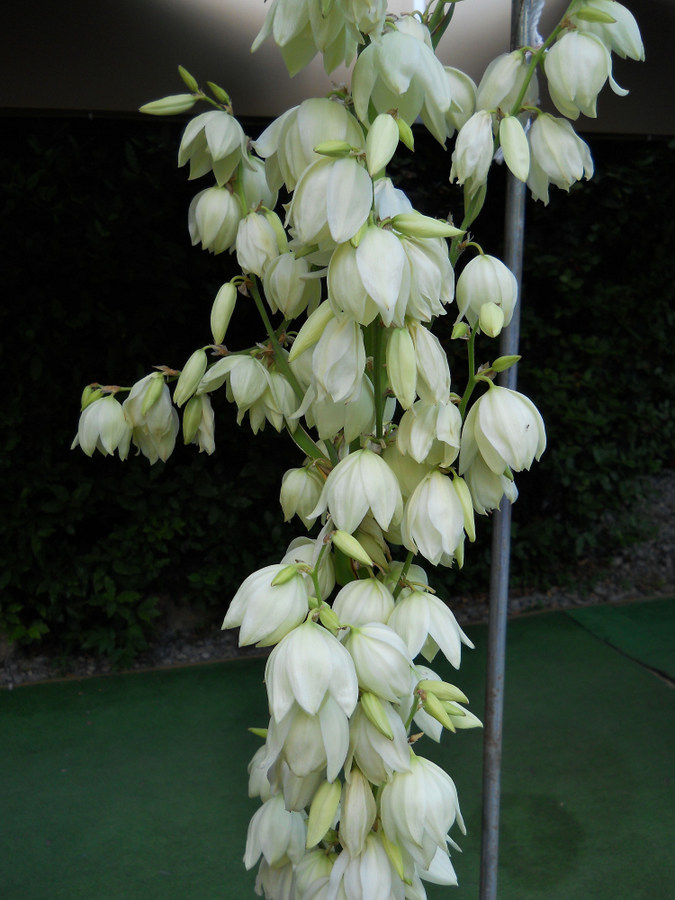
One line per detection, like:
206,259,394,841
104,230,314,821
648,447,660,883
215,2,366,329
479,2,535,897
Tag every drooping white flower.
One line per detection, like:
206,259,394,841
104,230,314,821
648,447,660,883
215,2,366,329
352,17,452,144
476,50,539,114
346,699,411,785
464,453,519,515
236,211,282,277
280,467,325,529
332,578,395,627
570,0,644,61
408,322,451,405
123,374,179,464
397,399,462,468
264,251,320,320
380,753,465,869
456,253,518,329
450,110,495,191
222,563,309,647
399,235,455,323
311,449,403,534
388,587,474,668
325,833,401,900
188,185,242,254
444,66,477,135
343,622,413,702
253,98,365,192
243,793,306,870
527,113,594,205
265,620,358,722
311,315,366,404
339,767,377,857
459,384,546,475
178,110,249,185
71,394,132,459
182,394,215,455
401,470,465,567
544,31,620,120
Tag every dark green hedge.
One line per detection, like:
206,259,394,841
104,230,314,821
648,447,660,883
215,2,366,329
1,116,672,661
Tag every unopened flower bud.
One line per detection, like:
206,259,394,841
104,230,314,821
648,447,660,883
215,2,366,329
479,301,505,337
499,115,530,182
173,349,208,408
306,779,342,848
360,691,394,739
332,530,374,568
80,385,103,410
139,93,197,116
182,394,203,444
210,282,237,345
366,113,399,175
313,140,354,157
391,212,463,239
289,301,335,362
386,327,417,410
140,371,166,415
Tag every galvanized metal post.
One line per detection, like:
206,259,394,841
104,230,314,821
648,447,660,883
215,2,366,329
479,2,536,898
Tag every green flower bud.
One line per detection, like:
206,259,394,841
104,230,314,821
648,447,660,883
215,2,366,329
396,117,415,152
270,564,300,586
491,354,521,372
360,691,394,739
451,321,471,340
173,349,208,408
178,65,199,92
453,474,476,542
416,679,469,704
306,779,342,848
391,212,464,239
422,690,456,732
332,530,374,568
80,385,103,410
478,301,505,337
573,6,617,23
248,727,268,739
318,604,341,634
139,93,198,116
140,371,166,415
386,327,417,410
499,115,530,183
288,301,335,361
182,395,204,444
206,81,231,105
313,140,354,157
380,829,406,882
366,113,399,176
211,282,237,345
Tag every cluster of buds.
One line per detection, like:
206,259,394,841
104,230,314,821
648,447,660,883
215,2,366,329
74,1,642,896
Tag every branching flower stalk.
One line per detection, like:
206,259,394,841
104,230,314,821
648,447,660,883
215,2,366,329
73,0,643,895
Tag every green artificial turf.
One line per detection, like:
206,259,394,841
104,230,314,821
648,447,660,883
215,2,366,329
1,602,673,899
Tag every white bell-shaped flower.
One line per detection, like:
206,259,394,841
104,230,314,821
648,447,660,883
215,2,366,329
280,467,325,529
311,449,403,534
343,622,413,702
222,563,309,647
123,374,179,464
402,470,466,568
264,251,320,320
380,753,465,869
459,384,546,475
397,399,462,468
476,50,539,114
400,235,455,323
408,322,451,405
346,700,411,785
464,453,519,515
544,31,618,120
339,767,377,857
311,315,366,404
456,253,518,329
72,395,132,460
243,793,306,870
178,110,249,185
527,113,594,205
236,211,281,277
332,578,395,627
326,833,399,900
188,185,242,254
444,66,477,135
570,0,644,61
450,110,494,191
388,587,474,668
265,620,358,722
352,17,452,144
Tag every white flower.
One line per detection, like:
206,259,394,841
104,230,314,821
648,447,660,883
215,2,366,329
332,578,395,627
476,50,539,114
265,620,358,722
325,833,399,900
387,588,474,668
464,453,519,515
264,252,320,320
450,110,495,191
243,794,306,870
188,185,242,254
301,375,377,443
527,113,594,205
401,470,465,567
459,385,546,475
400,235,455,323
570,0,644,61
456,253,518,329
343,622,413,702
281,535,336,600
253,98,365,192
311,316,366,404
71,395,131,459
339,768,377,857
397,399,462,468
235,211,281,276
408,322,451,405
222,563,309,647
311,449,403,534
352,18,452,144
444,66,477,135
263,696,350,782
380,753,465,869
544,31,619,120
280,467,325,529
239,155,278,211
182,394,215,455
346,700,411,785
178,110,248,185
123,374,179,464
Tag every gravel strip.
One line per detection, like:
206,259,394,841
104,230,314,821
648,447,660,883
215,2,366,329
2,471,673,690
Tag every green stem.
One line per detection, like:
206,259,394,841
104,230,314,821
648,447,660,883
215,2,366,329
249,276,305,404
458,327,478,420
288,424,326,463
392,550,415,601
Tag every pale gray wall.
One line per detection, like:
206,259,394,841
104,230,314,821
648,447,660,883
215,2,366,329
2,0,671,134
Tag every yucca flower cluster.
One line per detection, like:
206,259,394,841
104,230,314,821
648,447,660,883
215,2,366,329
73,1,642,895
